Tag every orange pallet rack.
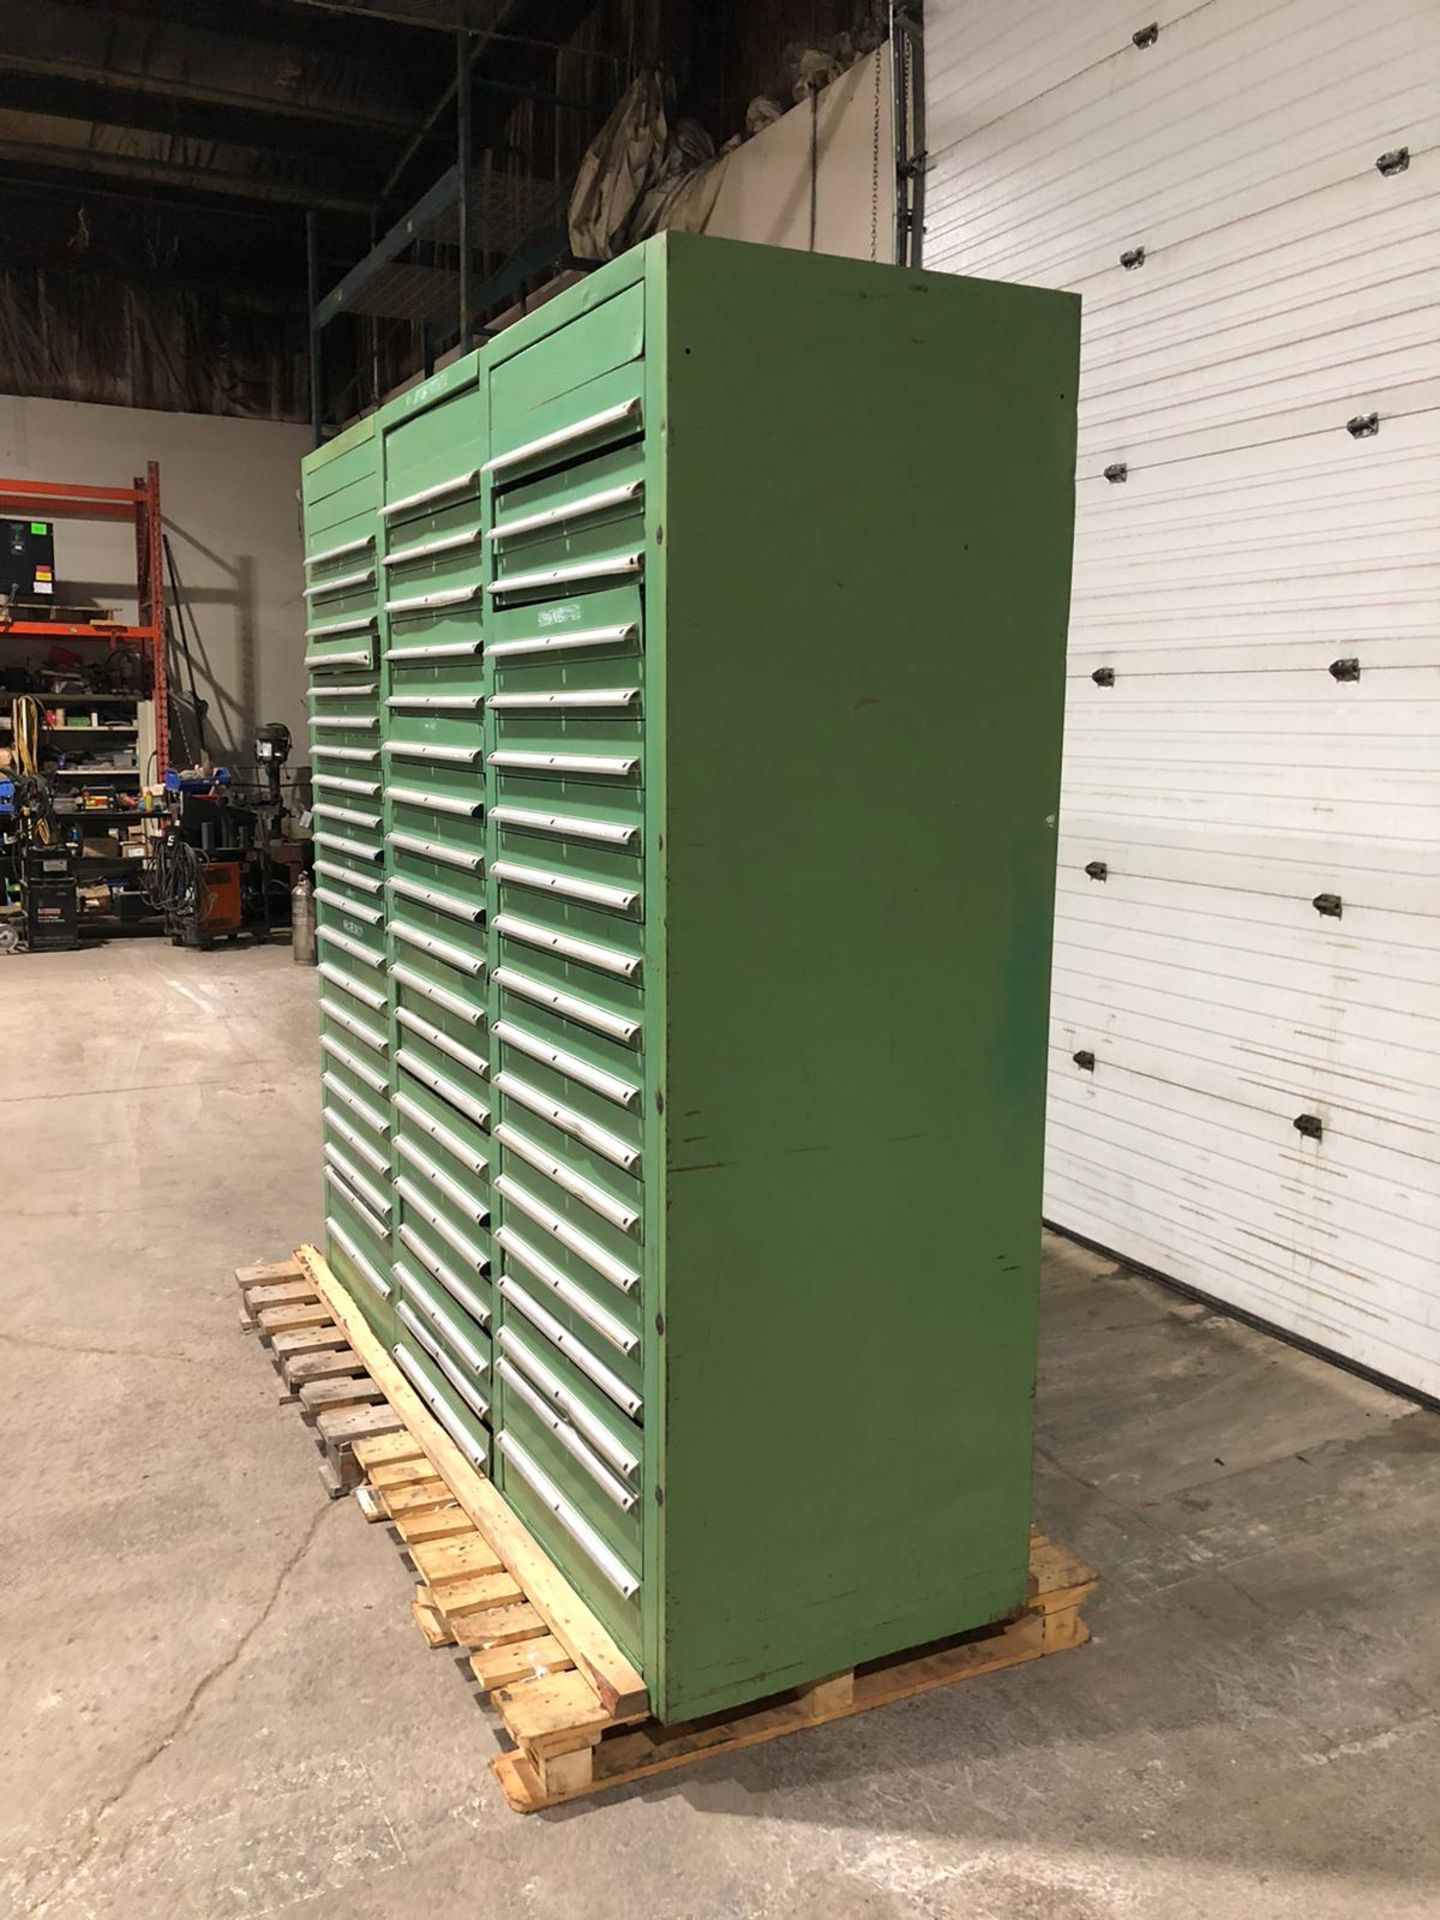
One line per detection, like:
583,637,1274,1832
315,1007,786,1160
0,462,168,775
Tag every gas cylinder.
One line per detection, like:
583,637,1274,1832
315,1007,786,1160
291,870,317,966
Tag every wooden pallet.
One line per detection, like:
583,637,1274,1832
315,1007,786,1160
241,1247,1098,1812
235,1256,404,1496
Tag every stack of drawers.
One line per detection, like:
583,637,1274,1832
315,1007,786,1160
301,233,1079,1723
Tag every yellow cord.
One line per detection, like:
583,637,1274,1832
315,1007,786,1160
12,695,52,843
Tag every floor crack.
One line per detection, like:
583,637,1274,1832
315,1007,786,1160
0,1329,203,1368
24,1498,336,1917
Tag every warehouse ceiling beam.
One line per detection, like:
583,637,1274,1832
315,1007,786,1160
0,72,434,170
0,139,377,214
292,0,514,33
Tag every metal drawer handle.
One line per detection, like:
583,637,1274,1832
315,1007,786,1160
326,1215,391,1299
324,1106,390,1176
303,565,373,599
313,830,382,861
490,804,635,847
487,622,636,660
497,1327,639,1477
386,638,484,663
394,1175,489,1272
494,1226,636,1355
495,1165,639,1286
394,1090,487,1176
383,526,482,567
487,749,639,777
493,965,640,1044
383,738,484,764
323,1166,389,1244
385,783,484,819
492,860,638,913
489,480,643,543
318,995,386,1054
497,1276,642,1417
488,551,642,598
393,1347,489,1473
381,468,478,516
496,1123,639,1238
495,1432,639,1600
321,1070,389,1138
314,860,383,897
398,1223,492,1312
317,926,384,970
390,960,484,1024
492,1019,638,1108
495,1071,638,1172
315,888,383,928
483,397,640,476
314,772,380,795
320,1032,388,1093
395,1006,488,1078
306,532,373,567
309,682,378,701
316,961,387,1013
385,584,480,615
387,872,484,924
493,911,640,981
386,691,485,711
397,1135,490,1226
324,1142,392,1218
497,1359,636,1512
391,921,486,977
397,1049,491,1128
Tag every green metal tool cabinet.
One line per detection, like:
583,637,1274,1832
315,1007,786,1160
302,232,1079,1724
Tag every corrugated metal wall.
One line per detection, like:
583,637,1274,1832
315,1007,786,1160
925,0,1440,1394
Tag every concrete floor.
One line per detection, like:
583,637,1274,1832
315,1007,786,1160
2,941,1438,1920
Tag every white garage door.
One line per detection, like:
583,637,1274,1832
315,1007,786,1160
925,0,1440,1394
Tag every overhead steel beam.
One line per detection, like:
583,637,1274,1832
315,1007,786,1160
293,0,511,32
0,52,424,140
0,139,376,214
0,71,420,168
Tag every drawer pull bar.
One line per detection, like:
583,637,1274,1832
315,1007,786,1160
324,1106,390,1176
498,1328,639,1477
397,1136,490,1226
311,714,380,732
386,637,484,663
385,583,480,615
388,829,483,874
394,1347,490,1473
383,525,482,566
489,686,639,711
496,1431,639,1600
386,783,484,818
317,961,386,1012
386,690,485,711
306,532,374,568
394,1090,488,1176
489,480,643,542
493,1020,637,1109
495,1072,638,1172
314,829,382,861
314,772,380,796
488,748,638,777
397,1049,491,1127
309,681,379,701
498,1277,641,1417
395,1176,489,1272
488,621,636,660
496,1164,639,1285
488,551,642,598
484,398,641,476
317,926,384,970
388,873,484,924
322,1070,389,1137
324,1141,392,1218
492,859,638,912
315,889,383,928
391,960,484,1024
490,804,636,847
495,1227,636,1355
313,800,382,830
396,1006,489,1078
318,996,386,1054
326,1215,392,1299
496,1123,639,1238
391,921,486,977
397,1305,491,1422
324,1167,389,1244
497,1359,636,1512
314,859,383,897
305,614,375,640
384,738,485,764
311,746,380,766
320,1032,388,1093
493,911,640,981
398,1295,490,1393
304,565,373,599
304,647,373,669
394,1253,490,1339
381,468,478,516
398,1223,492,1312
493,965,640,1044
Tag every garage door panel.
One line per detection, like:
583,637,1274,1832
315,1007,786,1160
1057,812,1440,895
1047,1084,1439,1274
1076,376,1440,469
1043,1167,1440,1396
1049,983,1439,1145
1055,879,1440,987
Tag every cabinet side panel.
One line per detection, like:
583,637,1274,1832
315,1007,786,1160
658,235,1079,1719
